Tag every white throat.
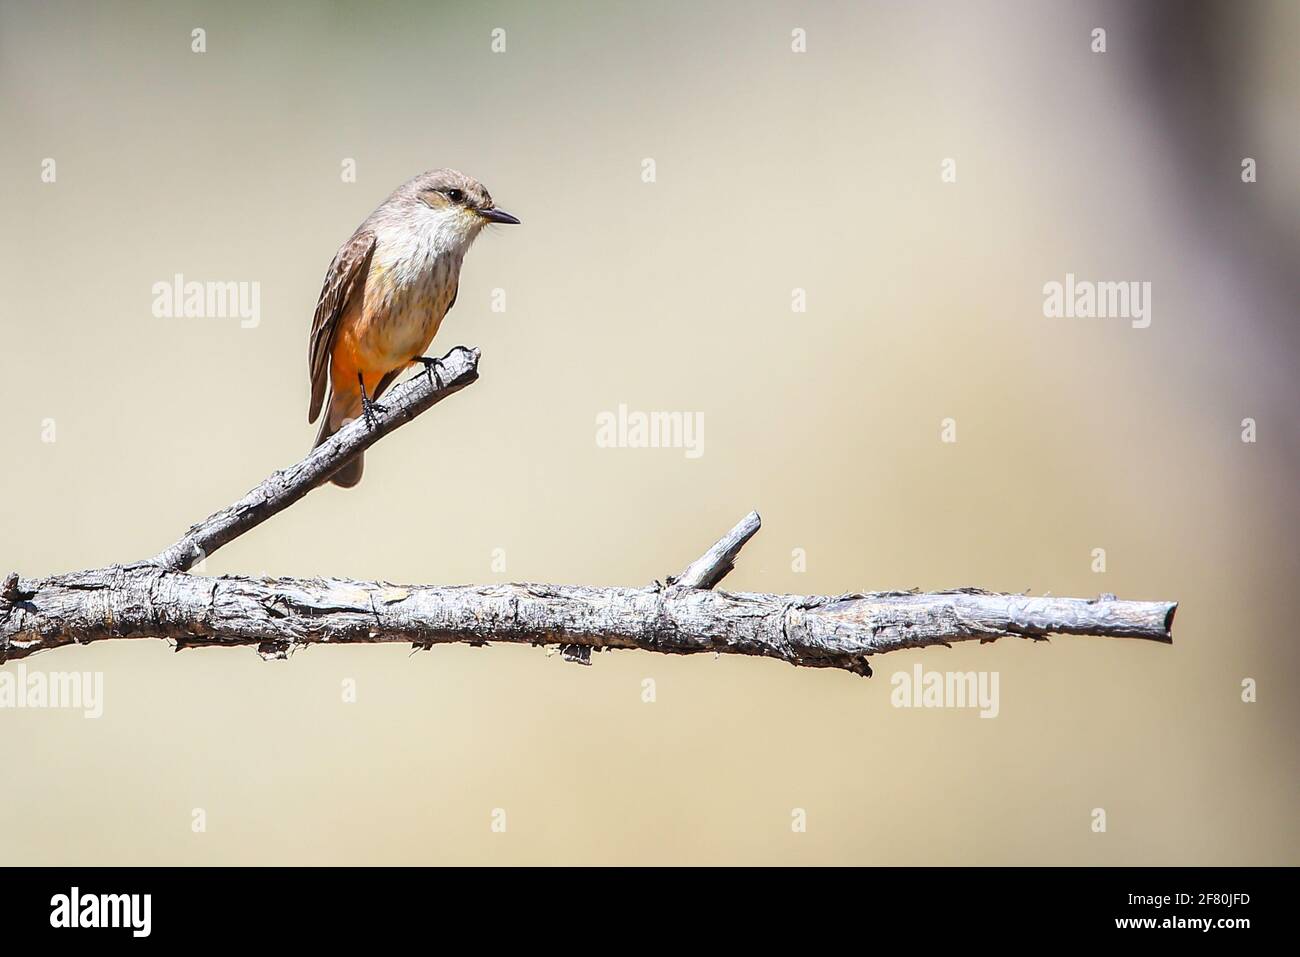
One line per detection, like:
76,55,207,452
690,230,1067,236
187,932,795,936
424,205,483,257
379,207,481,286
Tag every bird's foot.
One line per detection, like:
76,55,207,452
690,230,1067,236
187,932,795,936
360,393,386,430
412,355,443,389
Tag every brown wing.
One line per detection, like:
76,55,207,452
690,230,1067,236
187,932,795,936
307,231,377,423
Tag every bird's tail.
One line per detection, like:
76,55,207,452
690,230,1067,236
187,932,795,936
312,392,364,488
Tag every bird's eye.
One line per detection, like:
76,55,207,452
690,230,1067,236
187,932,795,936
446,189,464,203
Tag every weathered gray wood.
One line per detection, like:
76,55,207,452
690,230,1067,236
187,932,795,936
555,509,764,666
0,340,1178,677
0,565,1175,675
674,510,762,589
149,346,480,572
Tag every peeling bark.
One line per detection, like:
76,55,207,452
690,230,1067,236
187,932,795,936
0,565,1175,676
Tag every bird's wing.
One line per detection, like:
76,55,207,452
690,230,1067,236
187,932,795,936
307,230,377,424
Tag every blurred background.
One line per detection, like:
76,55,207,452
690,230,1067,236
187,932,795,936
0,0,1296,864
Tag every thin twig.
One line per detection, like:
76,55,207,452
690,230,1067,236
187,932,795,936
674,510,762,589
149,346,479,572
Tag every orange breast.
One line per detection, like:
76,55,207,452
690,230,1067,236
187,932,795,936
329,253,458,398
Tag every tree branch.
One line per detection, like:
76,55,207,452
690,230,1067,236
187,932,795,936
0,564,1175,675
0,343,1178,676
674,510,762,589
150,345,480,572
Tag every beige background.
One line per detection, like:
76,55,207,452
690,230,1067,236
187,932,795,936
1,0,1296,864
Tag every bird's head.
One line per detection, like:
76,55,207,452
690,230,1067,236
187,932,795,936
402,168,520,249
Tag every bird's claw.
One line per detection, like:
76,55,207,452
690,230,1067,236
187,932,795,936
413,356,443,389
360,395,386,430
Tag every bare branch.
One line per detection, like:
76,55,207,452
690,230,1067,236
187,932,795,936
0,564,1176,675
0,343,1178,678
149,346,479,572
674,510,762,589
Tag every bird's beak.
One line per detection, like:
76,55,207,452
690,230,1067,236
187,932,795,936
479,207,521,225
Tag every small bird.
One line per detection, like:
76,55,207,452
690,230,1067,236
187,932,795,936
307,168,519,487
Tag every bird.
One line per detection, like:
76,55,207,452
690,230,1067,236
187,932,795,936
307,168,519,487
